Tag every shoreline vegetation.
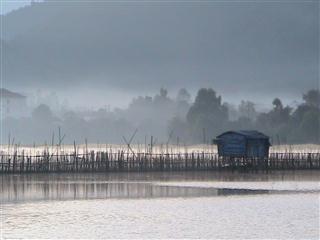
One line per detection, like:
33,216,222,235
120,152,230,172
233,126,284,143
3,88,320,145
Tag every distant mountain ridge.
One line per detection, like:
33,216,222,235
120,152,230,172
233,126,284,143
0,88,26,98
2,0,318,96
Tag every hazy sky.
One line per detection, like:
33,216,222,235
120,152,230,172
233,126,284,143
2,0,319,109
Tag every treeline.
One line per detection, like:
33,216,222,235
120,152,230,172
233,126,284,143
2,88,319,145
172,88,320,145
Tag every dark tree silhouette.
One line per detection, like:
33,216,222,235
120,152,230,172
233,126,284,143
186,88,228,142
303,89,320,108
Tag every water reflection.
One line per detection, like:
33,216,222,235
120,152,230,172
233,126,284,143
1,171,319,203
1,180,271,203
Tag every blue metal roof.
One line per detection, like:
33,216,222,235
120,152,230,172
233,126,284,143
217,130,269,139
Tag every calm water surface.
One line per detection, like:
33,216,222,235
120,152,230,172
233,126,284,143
1,171,319,239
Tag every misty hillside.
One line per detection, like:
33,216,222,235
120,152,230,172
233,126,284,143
2,1,318,95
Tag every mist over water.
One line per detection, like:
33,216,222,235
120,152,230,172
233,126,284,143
2,87,319,145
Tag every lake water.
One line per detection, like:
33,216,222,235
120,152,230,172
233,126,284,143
1,171,319,239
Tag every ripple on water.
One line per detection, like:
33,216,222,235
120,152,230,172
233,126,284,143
2,193,319,239
1,172,320,239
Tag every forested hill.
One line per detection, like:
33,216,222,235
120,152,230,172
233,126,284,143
3,1,318,95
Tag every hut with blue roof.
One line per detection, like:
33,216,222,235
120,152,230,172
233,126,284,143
214,130,271,158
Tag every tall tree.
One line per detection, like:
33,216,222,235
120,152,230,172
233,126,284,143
186,88,228,142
